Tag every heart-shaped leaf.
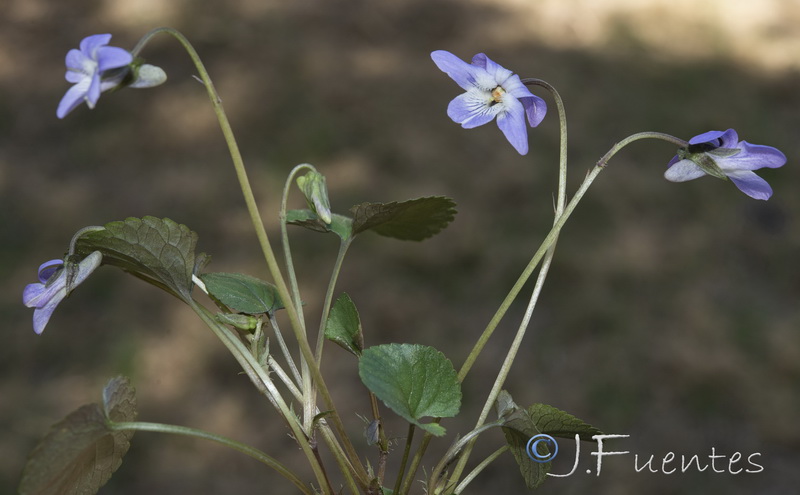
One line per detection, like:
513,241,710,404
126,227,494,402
350,196,456,241
200,272,284,315
359,344,461,436
74,216,200,302
325,293,363,356
19,376,138,495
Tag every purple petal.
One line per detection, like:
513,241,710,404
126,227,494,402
38,260,64,283
85,73,102,108
667,154,681,167
79,34,113,57
519,94,547,127
32,300,62,335
447,91,498,128
496,97,529,155
470,53,488,70
664,159,707,182
96,46,133,72
725,141,787,170
57,81,90,118
688,129,729,146
476,54,514,87
432,51,484,91
65,49,90,76
727,170,773,200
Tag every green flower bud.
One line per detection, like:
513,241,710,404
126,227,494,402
296,170,332,224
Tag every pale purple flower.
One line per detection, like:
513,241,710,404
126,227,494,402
57,34,133,119
23,251,103,334
431,50,547,155
665,129,786,200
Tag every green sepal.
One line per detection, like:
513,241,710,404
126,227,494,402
19,377,138,495
200,272,284,315
677,147,738,180
359,344,461,436
350,196,457,241
73,216,201,303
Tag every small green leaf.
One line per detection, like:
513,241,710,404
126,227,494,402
350,196,456,241
286,209,353,241
200,272,284,315
497,391,604,489
358,344,461,436
19,376,138,495
325,293,363,356
496,392,550,489
74,216,200,302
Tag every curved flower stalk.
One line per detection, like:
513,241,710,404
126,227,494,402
22,251,103,334
665,129,786,200
431,50,547,155
57,34,166,119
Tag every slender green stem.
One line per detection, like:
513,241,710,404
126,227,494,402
428,421,504,492
134,27,369,488
393,424,416,495
444,130,686,488
457,78,568,382
267,355,303,401
399,430,430,495
447,78,570,486
280,163,316,323
315,238,353,363
188,300,332,492
268,316,303,386
279,163,315,431
110,421,312,495
454,445,508,494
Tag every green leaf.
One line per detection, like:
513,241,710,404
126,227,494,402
358,344,461,436
325,293,363,356
286,209,353,241
496,391,604,489
528,403,603,442
74,216,200,302
200,272,284,315
496,392,551,489
19,376,138,495
350,196,456,241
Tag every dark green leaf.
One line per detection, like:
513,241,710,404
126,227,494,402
19,376,138,495
286,209,352,241
529,403,603,442
74,216,200,302
200,272,284,315
359,344,461,436
350,196,456,241
496,392,550,489
497,391,604,489
325,293,363,356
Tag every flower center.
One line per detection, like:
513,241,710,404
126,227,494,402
490,86,506,105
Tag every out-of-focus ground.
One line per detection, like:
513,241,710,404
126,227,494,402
2,0,800,493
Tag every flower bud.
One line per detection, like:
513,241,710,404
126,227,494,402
296,170,332,224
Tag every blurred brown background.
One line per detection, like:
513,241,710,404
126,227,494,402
2,0,800,493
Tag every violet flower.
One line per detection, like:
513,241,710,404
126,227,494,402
23,251,103,334
57,34,133,119
431,50,547,155
665,129,786,200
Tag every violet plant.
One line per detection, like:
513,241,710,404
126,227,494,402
20,28,785,495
